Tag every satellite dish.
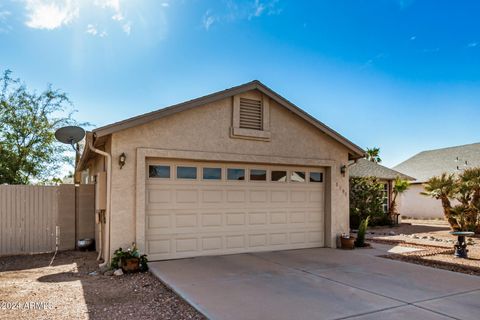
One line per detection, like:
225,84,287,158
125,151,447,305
55,126,85,151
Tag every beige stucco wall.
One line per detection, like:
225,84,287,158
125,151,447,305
397,183,444,219
93,90,352,256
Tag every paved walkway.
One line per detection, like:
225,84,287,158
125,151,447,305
150,246,480,320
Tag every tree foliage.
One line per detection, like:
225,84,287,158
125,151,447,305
389,177,410,216
350,177,384,227
0,70,84,184
365,147,381,163
422,168,480,232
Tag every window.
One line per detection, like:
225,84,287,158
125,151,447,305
271,170,287,182
227,168,245,181
291,171,306,182
239,98,263,130
382,183,389,213
250,169,266,181
203,167,222,180
177,166,197,179
149,165,170,178
309,172,323,183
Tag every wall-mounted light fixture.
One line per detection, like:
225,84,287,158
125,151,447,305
340,165,347,176
119,152,126,169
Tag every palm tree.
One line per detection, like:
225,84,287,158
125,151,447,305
421,173,459,230
389,177,410,218
366,147,381,163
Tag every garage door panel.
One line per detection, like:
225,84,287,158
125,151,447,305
146,162,325,260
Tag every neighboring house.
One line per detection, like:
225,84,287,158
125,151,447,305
393,142,480,218
77,80,364,262
349,158,414,214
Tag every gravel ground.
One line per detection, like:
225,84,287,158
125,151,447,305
363,220,480,276
0,251,206,320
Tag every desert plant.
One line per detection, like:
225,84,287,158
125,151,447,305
422,173,459,230
366,147,382,163
389,177,410,217
422,168,480,232
355,216,370,247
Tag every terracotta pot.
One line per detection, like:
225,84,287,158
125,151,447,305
340,236,355,250
122,258,140,272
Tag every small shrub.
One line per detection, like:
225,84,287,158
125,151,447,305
349,177,384,228
355,216,370,247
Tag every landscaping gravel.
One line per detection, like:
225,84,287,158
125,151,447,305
366,220,480,276
0,251,206,320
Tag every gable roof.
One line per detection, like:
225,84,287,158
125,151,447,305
393,142,480,183
91,80,364,159
349,158,415,181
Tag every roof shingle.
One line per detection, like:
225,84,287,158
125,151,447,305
393,142,480,183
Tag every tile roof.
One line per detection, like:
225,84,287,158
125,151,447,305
393,142,480,183
349,158,415,181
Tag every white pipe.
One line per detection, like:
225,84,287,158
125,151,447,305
88,138,112,263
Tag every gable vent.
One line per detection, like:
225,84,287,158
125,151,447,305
239,98,263,130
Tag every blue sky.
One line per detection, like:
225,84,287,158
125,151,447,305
1,0,479,167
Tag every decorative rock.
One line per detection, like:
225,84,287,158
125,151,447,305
429,236,435,240
104,270,114,276
388,231,396,236
113,269,123,276
412,235,420,239
421,236,428,239
88,271,98,276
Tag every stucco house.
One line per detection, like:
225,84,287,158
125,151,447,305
394,142,480,218
349,158,414,215
77,80,364,262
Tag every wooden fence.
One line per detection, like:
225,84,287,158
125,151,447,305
0,184,94,256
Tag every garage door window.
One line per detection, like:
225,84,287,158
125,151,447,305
250,169,267,181
149,165,170,178
291,171,306,182
177,166,197,179
227,168,245,180
271,170,287,182
203,167,222,180
309,172,323,183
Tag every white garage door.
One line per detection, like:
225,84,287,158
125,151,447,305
145,161,325,260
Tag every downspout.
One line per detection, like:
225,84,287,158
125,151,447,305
88,137,112,264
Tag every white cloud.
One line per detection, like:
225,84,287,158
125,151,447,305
253,0,265,17
203,0,280,30
25,0,79,30
0,9,12,33
112,12,124,21
86,23,97,35
86,23,107,37
161,2,169,7
467,42,478,48
122,21,131,35
202,10,215,30
410,36,416,40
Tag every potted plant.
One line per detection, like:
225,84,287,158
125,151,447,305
340,233,355,249
111,243,148,273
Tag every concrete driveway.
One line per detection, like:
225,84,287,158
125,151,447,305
150,247,480,320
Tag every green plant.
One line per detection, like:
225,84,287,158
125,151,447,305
422,168,480,232
110,243,148,271
355,216,370,247
350,177,384,228
365,147,381,163
0,69,89,184
390,177,410,217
